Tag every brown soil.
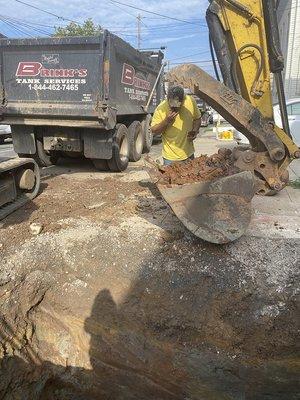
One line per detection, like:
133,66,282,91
0,160,299,399
159,148,239,185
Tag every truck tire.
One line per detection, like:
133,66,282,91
19,138,59,167
0,137,5,145
142,114,153,153
107,124,129,172
92,159,109,171
36,138,59,167
128,121,143,162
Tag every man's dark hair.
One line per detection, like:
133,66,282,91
167,85,184,101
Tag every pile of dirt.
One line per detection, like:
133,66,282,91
159,148,239,185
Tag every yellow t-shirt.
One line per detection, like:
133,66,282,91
151,95,201,161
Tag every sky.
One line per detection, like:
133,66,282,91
0,0,214,75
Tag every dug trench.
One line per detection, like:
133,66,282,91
0,161,299,399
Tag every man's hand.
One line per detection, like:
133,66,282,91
151,110,178,136
187,130,198,141
166,110,178,125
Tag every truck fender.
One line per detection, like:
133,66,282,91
83,130,113,159
11,125,36,154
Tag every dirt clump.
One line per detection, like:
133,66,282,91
159,148,239,185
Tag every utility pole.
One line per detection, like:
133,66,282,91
137,14,142,50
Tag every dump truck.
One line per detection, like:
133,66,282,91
0,32,164,171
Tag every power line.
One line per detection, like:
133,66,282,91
112,31,138,38
0,15,52,36
169,60,213,65
108,0,205,25
112,24,208,34
107,0,147,27
168,50,210,61
0,17,36,38
13,0,81,24
0,14,55,28
106,20,206,30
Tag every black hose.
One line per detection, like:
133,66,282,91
209,34,220,81
231,43,264,97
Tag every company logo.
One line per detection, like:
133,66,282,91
16,62,88,78
121,63,150,90
41,54,59,65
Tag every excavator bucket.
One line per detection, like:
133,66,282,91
157,171,256,244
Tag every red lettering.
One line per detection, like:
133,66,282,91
64,69,75,77
40,68,51,77
121,63,150,90
16,62,42,77
16,62,88,78
133,77,150,90
78,69,88,77
121,63,135,85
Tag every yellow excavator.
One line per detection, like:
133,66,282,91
157,0,300,243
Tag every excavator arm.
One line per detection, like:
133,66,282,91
207,0,300,178
169,0,300,194
157,0,300,243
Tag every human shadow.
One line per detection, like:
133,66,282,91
1,252,299,400
1,280,299,400
0,289,183,400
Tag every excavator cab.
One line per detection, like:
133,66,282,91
156,0,300,243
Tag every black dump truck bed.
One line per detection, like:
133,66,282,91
0,32,164,128
0,32,164,171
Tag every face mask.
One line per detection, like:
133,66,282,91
168,97,182,111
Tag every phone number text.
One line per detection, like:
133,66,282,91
28,83,79,91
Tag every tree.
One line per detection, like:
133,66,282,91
53,19,102,37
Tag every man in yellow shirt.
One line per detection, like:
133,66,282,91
151,86,202,165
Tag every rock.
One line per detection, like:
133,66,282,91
29,223,43,235
86,202,105,210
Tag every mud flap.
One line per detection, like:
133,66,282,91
11,125,36,154
157,171,256,244
83,130,113,159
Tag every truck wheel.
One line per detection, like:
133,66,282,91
0,137,5,145
142,114,153,153
19,138,59,167
92,159,109,171
128,121,143,162
107,124,129,172
35,138,59,167
18,140,59,167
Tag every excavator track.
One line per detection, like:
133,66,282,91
0,158,40,221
